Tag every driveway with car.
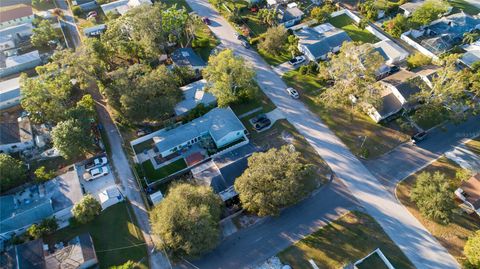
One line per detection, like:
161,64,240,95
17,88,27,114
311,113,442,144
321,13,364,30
273,57,308,76
185,0,460,268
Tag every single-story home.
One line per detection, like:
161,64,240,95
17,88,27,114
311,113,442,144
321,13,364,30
373,39,409,65
381,69,426,106
153,107,247,158
367,88,403,123
0,77,21,110
455,173,480,216
0,23,33,53
277,3,304,28
101,0,152,16
174,79,216,116
0,113,34,154
296,23,352,61
399,1,425,17
83,24,107,38
460,40,480,69
0,50,42,78
170,48,206,75
0,4,34,30
1,233,98,269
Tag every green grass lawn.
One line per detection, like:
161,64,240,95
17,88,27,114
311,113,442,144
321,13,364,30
140,158,188,183
193,24,219,62
466,137,480,156
278,211,414,269
328,14,380,43
46,202,148,268
257,47,292,66
449,0,480,15
230,86,276,116
396,156,480,265
161,0,192,11
282,71,409,159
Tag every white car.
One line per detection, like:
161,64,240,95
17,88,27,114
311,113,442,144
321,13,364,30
286,87,299,99
85,156,108,170
87,166,109,181
288,55,306,66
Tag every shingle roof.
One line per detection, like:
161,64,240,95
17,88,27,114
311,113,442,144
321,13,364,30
0,5,33,24
16,239,45,269
280,6,304,22
171,48,206,68
460,173,480,209
296,24,351,59
375,91,403,118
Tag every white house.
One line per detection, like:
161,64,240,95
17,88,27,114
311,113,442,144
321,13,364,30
399,1,425,17
98,186,124,210
367,88,403,123
101,0,152,16
0,50,42,78
153,107,247,158
373,39,409,65
278,3,304,28
460,40,480,69
296,23,351,61
0,23,33,53
174,79,217,116
0,4,34,30
0,77,21,110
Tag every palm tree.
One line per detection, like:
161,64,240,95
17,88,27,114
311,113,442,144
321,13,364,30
463,32,480,44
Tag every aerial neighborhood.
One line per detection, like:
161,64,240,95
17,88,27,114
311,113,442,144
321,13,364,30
1,0,480,268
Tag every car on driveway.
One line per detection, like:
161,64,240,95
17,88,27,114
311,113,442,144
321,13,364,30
286,87,299,99
251,114,267,124
288,56,306,66
411,131,427,144
87,166,109,181
85,156,108,171
253,118,271,131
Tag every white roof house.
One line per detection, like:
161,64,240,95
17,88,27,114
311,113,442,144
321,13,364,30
373,39,409,65
98,186,124,210
0,50,42,78
101,0,152,15
0,76,21,110
460,40,480,68
174,79,217,116
153,107,247,157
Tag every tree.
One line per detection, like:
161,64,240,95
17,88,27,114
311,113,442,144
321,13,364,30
463,31,480,45
406,52,432,70
286,34,299,58
20,72,74,124
52,119,94,159
465,231,480,268
358,0,378,21
111,261,138,269
257,8,277,26
410,0,450,26
72,195,102,224
203,49,257,107
150,183,222,257
34,166,56,183
27,218,58,239
234,146,313,216
310,2,336,23
383,13,411,38
31,19,59,48
319,42,384,112
411,171,455,224
105,65,182,123
0,154,27,192
259,25,288,55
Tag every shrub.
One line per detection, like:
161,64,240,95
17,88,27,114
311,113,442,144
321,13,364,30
192,37,209,48
27,218,58,239
407,52,432,70
464,231,480,268
71,195,102,224
72,6,82,17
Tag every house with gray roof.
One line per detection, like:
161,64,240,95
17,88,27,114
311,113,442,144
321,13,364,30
0,77,21,110
277,3,304,28
101,0,152,16
0,50,42,78
171,48,206,75
1,238,45,269
367,89,404,123
460,39,480,68
0,23,33,53
174,79,216,116
153,107,247,158
0,113,34,154
295,23,352,61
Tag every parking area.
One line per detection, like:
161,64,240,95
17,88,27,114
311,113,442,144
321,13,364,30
75,154,123,209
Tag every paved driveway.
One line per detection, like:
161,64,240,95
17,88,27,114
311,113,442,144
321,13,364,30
185,0,460,268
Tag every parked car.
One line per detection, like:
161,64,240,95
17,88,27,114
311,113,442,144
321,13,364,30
85,156,108,170
286,87,299,99
240,39,250,48
87,11,97,17
288,55,306,66
411,131,427,144
237,34,247,41
251,114,267,124
87,166,109,181
253,118,271,131
202,17,211,25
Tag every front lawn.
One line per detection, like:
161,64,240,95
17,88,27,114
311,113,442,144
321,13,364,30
230,86,276,116
46,202,148,268
328,14,379,43
278,211,414,269
140,158,188,184
396,156,480,265
161,0,192,11
449,0,480,15
257,47,292,66
193,23,219,62
282,71,410,159
466,137,480,156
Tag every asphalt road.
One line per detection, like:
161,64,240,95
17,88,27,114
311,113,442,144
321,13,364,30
181,180,358,269
364,115,480,193
54,0,81,48
186,0,460,268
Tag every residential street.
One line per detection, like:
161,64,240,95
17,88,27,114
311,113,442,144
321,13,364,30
364,116,480,193
180,180,358,269
54,0,81,48
89,89,172,269
186,0,460,268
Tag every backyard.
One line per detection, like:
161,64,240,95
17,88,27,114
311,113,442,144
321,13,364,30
328,14,379,43
46,202,148,268
449,0,480,15
282,70,410,159
396,153,480,265
137,158,188,184
278,211,414,269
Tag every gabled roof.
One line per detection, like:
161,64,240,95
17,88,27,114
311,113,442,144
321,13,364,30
373,40,409,64
279,6,304,22
460,173,480,209
0,4,33,24
373,90,403,119
296,23,351,59
171,48,206,68
399,1,424,14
